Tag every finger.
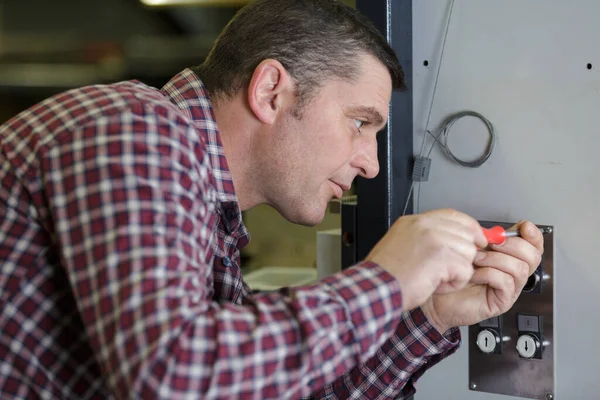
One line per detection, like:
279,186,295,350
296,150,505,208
473,226,489,250
488,235,542,276
515,220,544,254
428,208,477,226
425,208,488,249
435,282,458,294
436,208,488,249
439,251,475,293
470,267,515,312
414,213,479,260
435,271,472,294
435,219,481,248
442,230,480,264
473,250,529,296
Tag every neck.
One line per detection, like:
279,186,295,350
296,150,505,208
212,95,264,211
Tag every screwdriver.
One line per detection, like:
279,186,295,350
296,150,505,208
482,225,552,245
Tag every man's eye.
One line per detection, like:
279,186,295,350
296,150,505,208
354,119,364,130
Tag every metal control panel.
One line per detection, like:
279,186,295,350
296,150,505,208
469,221,555,400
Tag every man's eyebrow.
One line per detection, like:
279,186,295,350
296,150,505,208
348,106,386,126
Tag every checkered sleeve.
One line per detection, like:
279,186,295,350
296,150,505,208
309,309,461,399
46,107,407,399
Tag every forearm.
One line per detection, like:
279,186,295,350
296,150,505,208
68,261,404,398
309,308,461,399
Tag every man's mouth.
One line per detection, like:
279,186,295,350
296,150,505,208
329,181,348,199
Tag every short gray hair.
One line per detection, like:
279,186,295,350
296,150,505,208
193,0,406,107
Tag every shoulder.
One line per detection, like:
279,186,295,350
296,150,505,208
2,78,202,146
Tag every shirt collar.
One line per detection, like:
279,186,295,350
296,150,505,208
161,68,238,204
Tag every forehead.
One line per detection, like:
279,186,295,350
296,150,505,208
324,54,392,120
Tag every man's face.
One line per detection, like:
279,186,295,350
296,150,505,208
262,54,392,226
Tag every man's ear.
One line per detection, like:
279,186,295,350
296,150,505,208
247,59,295,125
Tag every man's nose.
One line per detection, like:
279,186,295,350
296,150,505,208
351,137,379,179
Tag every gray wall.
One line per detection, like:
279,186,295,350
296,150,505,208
412,0,599,398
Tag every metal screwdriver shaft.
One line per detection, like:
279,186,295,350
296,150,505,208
483,225,552,245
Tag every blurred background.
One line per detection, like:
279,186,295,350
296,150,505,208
0,0,355,274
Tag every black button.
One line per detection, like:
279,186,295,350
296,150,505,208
517,314,541,333
222,257,231,267
479,317,500,328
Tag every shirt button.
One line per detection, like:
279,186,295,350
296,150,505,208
222,257,231,267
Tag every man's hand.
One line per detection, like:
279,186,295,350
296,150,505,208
366,208,488,311
421,220,544,333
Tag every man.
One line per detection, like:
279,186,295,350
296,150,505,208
0,0,542,398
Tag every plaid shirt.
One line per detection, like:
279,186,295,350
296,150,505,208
0,69,460,399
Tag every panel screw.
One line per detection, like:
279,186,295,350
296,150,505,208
470,383,477,390
546,393,554,400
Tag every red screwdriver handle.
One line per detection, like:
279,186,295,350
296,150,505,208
482,226,506,245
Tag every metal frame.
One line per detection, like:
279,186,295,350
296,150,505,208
354,0,414,262
341,199,358,269
349,2,414,399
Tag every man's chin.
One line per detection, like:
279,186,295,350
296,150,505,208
289,212,326,227
282,203,327,227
